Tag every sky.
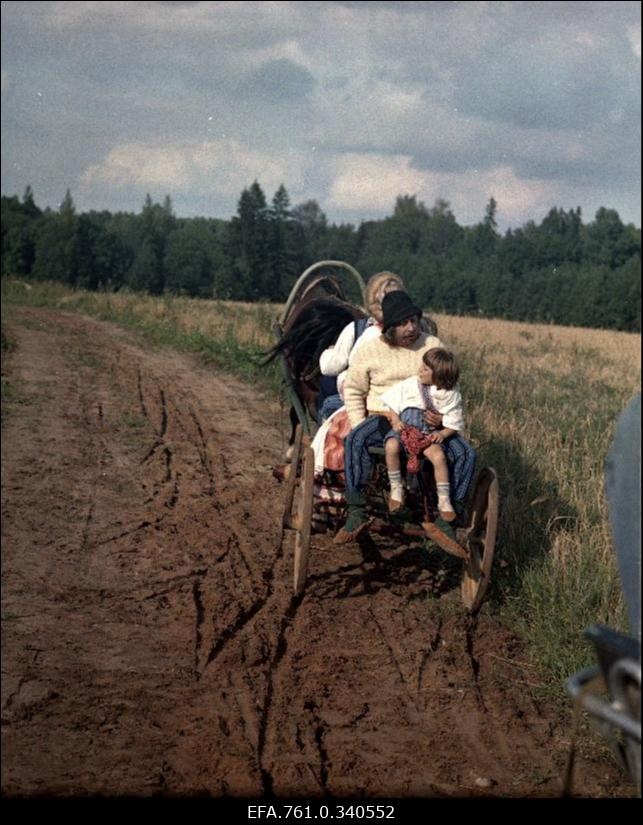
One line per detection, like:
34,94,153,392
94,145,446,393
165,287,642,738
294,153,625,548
1,1,640,232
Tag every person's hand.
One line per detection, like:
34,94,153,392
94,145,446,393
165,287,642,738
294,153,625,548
392,419,404,432
424,409,443,428
428,430,445,444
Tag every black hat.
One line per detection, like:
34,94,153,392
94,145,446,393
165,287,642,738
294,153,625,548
381,290,422,331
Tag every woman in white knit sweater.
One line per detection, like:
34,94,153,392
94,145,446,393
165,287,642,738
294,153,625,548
316,271,406,420
335,291,476,543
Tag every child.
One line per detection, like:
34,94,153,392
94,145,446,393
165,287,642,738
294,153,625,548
380,348,464,520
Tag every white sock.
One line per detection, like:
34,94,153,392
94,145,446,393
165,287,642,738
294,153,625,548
388,470,404,500
437,482,453,511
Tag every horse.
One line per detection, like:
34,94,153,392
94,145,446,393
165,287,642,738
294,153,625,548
263,272,366,450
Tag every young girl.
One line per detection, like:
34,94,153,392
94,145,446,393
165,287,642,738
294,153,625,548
380,348,464,520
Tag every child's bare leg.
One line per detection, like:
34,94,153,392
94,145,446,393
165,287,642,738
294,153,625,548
385,436,404,510
423,444,455,521
385,436,401,472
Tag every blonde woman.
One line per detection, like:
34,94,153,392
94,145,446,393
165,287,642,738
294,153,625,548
317,272,408,420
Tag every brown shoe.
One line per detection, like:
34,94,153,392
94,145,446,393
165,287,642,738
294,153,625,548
333,520,370,544
438,507,456,522
387,491,406,513
272,464,291,482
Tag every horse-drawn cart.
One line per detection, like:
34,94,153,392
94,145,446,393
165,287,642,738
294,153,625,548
271,261,499,614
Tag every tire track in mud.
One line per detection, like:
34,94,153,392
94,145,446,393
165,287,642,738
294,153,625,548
188,407,217,497
130,370,257,680
256,594,306,795
416,618,443,696
137,369,148,419
368,608,422,718
89,517,166,549
302,698,332,795
464,616,487,711
128,358,293,716
127,346,288,783
192,579,206,680
202,550,284,672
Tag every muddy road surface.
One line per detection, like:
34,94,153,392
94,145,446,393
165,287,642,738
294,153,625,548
1,308,628,798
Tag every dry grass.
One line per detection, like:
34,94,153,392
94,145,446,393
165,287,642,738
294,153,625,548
59,290,277,348
434,312,640,392
434,312,639,693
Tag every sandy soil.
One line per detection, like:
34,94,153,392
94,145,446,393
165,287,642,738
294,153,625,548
1,308,631,798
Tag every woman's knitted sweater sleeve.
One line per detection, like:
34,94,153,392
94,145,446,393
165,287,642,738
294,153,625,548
343,341,371,428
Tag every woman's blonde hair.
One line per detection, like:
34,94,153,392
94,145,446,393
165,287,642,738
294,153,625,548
365,271,405,322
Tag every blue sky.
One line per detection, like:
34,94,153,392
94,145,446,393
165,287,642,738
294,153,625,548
1,1,640,231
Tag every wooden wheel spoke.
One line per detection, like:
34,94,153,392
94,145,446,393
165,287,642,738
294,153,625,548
282,424,303,526
293,446,315,595
461,467,499,613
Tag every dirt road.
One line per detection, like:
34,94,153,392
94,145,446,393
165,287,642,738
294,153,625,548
1,308,628,797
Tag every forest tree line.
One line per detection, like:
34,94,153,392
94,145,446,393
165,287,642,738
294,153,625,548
1,182,640,331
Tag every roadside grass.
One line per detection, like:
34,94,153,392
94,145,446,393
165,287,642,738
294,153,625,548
2,277,640,704
1,279,282,397
451,329,638,700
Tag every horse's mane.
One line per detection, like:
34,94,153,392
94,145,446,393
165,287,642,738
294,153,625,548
265,296,366,383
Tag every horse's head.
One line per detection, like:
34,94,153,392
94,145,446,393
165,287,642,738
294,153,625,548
282,274,345,326
281,295,364,382
266,285,366,424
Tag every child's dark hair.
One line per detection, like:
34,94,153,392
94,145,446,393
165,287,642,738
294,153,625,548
423,348,460,390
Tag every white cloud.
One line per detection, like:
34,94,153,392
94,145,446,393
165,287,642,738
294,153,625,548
328,153,431,211
80,139,308,197
443,166,556,226
327,152,565,227
81,144,192,188
190,140,306,194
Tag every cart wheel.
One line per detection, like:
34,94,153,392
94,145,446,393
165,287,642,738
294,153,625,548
461,467,499,613
293,446,315,596
282,424,304,527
